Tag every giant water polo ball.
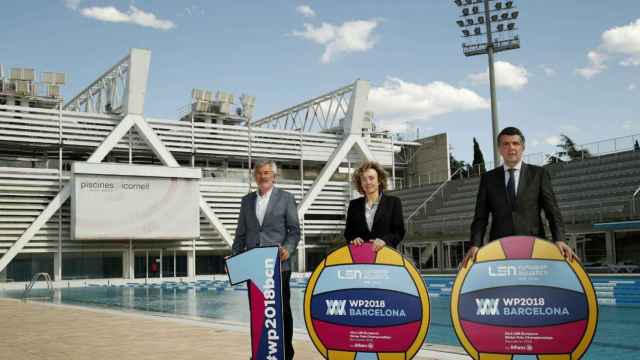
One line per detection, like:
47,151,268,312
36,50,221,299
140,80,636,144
304,243,430,359
451,236,598,360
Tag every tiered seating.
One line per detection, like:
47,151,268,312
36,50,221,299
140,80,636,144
391,182,442,220
410,177,479,234
396,150,640,236
550,151,640,223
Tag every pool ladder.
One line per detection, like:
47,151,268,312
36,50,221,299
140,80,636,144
22,272,54,301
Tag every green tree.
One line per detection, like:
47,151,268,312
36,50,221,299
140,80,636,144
555,134,591,161
472,137,486,176
450,153,467,179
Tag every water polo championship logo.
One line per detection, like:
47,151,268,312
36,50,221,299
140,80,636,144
304,243,430,360
226,246,285,360
451,236,598,360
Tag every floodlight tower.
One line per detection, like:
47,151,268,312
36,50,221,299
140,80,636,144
453,0,520,166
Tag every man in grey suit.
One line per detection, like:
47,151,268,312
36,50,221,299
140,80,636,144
232,159,300,360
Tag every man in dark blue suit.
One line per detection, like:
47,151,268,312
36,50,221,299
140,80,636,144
463,127,578,267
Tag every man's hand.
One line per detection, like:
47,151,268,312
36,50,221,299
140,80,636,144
279,246,290,262
350,237,364,246
556,241,579,263
461,246,479,269
372,239,386,252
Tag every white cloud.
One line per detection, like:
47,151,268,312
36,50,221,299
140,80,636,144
576,50,608,79
629,83,637,91
545,135,562,146
296,5,316,18
540,64,556,77
367,77,489,132
602,19,640,66
468,61,529,90
577,18,640,78
81,6,129,23
64,0,81,10
292,19,380,63
80,5,175,31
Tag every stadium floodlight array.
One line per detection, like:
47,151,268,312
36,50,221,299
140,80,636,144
452,0,521,166
192,88,213,102
240,94,256,119
42,72,66,98
453,0,520,57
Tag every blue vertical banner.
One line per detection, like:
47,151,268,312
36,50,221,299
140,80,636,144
226,246,286,360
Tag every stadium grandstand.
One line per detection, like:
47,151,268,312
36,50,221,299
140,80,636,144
1,48,637,284
392,138,640,273
0,48,445,282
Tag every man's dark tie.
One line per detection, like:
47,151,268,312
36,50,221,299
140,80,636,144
507,168,516,206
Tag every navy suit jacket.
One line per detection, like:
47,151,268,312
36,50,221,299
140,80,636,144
470,163,564,247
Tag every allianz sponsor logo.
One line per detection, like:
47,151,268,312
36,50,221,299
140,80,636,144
509,344,534,352
487,264,548,277
336,269,390,280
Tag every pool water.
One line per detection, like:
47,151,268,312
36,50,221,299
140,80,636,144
4,280,640,360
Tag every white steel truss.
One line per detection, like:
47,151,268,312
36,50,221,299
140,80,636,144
63,50,139,115
0,113,234,272
294,80,376,271
252,82,356,132
0,49,393,274
0,49,233,273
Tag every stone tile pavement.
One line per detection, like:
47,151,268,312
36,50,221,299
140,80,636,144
0,299,468,360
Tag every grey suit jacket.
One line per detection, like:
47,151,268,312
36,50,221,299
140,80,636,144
231,187,301,271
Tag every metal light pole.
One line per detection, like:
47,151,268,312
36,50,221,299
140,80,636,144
453,0,520,167
483,0,500,168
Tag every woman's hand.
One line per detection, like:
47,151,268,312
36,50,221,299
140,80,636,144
350,237,364,246
372,238,386,252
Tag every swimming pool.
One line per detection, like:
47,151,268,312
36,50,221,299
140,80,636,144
3,277,640,360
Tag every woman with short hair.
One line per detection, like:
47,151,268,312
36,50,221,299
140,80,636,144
344,161,405,252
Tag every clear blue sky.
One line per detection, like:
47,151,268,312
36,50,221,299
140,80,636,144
2,0,639,164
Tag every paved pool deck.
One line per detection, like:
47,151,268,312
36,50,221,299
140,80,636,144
0,298,470,360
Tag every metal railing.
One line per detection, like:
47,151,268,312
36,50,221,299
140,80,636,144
406,167,465,226
442,132,640,183
0,103,401,167
632,185,640,214
22,272,54,301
